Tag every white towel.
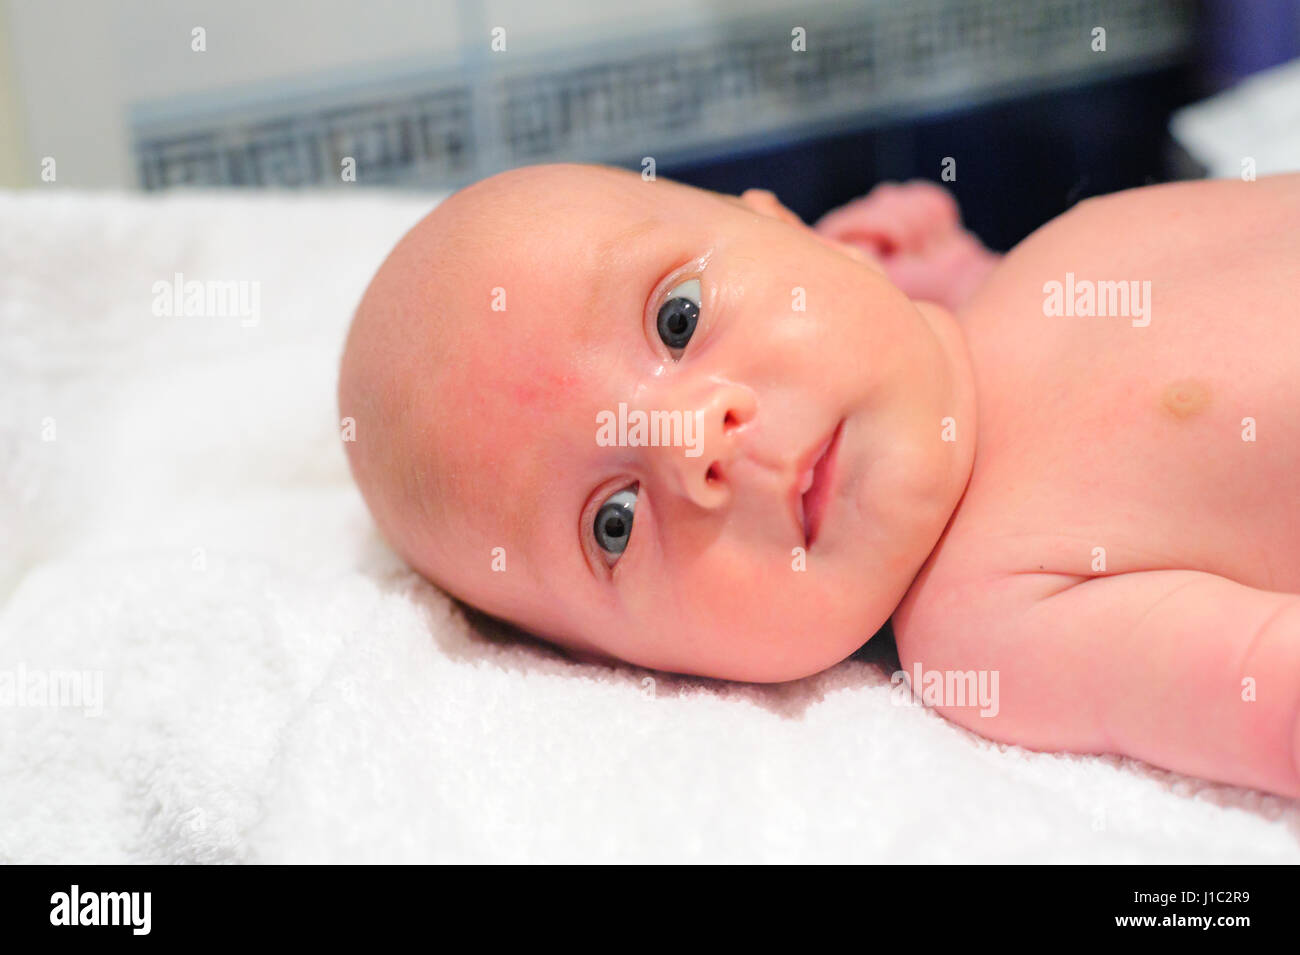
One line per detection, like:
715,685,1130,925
1,189,1296,863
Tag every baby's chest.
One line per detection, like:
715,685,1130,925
954,271,1300,592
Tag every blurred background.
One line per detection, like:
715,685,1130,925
2,0,1298,250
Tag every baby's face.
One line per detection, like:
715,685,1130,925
342,164,975,682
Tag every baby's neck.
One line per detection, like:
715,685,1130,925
906,299,979,587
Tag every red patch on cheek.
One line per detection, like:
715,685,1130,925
510,371,577,407
510,383,541,405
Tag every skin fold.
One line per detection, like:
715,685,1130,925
340,164,1300,797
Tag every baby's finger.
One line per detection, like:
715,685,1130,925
815,180,962,254
813,190,910,253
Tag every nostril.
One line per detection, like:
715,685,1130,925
723,410,738,431
706,462,722,484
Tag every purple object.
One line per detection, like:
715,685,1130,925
1200,0,1300,88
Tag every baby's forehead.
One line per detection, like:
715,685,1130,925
446,208,677,371
461,166,714,261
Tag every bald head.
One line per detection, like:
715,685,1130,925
338,163,668,625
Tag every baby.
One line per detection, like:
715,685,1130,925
339,163,1300,797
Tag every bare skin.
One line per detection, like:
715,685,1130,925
887,175,1300,798
340,165,1300,797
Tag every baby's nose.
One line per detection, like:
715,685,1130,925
656,381,757,509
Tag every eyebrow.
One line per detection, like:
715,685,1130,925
577,216,660,349
589,218,661,298
600,217,660,260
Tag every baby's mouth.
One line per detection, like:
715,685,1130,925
795,419,844,548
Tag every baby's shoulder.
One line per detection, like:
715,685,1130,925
997,173,1300,277
889,539,1096,746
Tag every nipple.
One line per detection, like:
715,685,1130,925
1161,378,1211,420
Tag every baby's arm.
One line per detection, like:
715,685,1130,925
814,180,1000,312
907,570,1300,796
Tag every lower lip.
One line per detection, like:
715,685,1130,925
802,420,844,547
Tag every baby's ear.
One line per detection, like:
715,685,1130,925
739,188,884,271
738,188,805,227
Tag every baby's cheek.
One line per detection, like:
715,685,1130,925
509,371,578,408
686,557,809,634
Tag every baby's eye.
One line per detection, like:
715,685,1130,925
656,278,701,356
593,486,638,563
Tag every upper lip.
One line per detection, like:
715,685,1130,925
791,420,843,547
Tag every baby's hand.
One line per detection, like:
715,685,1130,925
814,180,1000,311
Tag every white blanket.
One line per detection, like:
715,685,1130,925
1,190,1296,864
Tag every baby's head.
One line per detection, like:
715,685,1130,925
339,164,975,682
